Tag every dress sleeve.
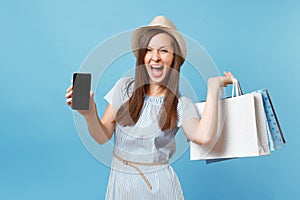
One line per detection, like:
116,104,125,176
104,77,133,110
177,96,200,127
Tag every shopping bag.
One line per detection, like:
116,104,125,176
204,89,285,164
252,89,286,151
190,80,270,160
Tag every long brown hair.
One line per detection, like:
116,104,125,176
116,28,185,130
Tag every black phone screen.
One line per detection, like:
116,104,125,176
72,73,91,110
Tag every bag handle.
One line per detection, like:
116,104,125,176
231,78,243,97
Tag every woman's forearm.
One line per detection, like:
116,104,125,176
84,112,112,145
193,75,233,145
194,86,220,144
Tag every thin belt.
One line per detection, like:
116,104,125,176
113,152,169,190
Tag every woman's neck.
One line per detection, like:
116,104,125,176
148,83,166,97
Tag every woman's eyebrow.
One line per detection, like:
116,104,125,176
147,46,171,49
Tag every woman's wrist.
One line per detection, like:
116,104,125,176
83,110,98,120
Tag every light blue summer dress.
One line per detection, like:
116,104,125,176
104,77,200,200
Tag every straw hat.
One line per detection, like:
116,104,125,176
131,16,187,59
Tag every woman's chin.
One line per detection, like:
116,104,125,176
149,75,165,84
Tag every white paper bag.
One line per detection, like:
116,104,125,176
253,92,270,156
190,86,270,160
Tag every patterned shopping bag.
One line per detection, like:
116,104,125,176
254,89,286,151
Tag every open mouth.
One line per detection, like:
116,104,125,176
150,65,164,70
150,65,164,77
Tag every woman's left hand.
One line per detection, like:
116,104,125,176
207,71,234,91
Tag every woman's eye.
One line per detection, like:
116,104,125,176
160,49,168,53
146,48,152,52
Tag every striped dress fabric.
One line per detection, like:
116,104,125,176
104,77,200,200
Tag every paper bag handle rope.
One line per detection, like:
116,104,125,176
231,78,243,97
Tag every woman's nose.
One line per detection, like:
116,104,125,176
151,50,161,61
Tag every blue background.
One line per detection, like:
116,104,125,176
1,0,299,199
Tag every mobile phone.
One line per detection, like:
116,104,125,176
71,72,91,110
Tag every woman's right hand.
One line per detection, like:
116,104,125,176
65,85,97,117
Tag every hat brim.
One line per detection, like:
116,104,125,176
131,25,187,59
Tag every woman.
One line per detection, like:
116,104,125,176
66,16,234,199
